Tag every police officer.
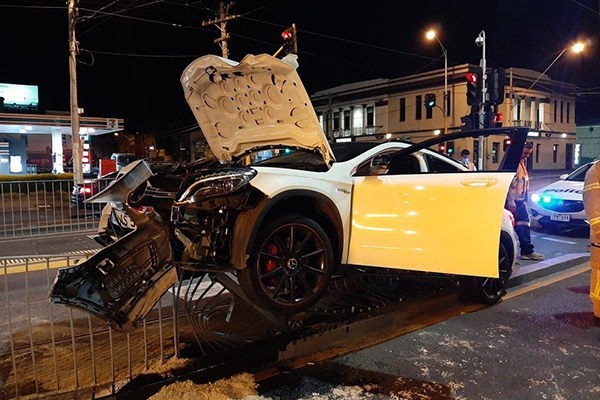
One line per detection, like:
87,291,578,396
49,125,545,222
506,142,545,261
582,161,600,319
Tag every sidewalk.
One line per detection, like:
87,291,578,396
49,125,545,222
509,252,589,288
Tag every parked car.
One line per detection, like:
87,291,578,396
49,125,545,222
50,53,528,330
529,161,595,230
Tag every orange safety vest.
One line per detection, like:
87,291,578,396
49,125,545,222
509,160,529,202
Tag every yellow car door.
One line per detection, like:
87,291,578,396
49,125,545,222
349,168,514,277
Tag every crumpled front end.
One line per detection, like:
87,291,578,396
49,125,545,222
49,205,177,331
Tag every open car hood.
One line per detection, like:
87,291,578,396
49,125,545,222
181,53,335,166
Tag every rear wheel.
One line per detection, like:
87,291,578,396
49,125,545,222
462,242,512,305
238,214,334,315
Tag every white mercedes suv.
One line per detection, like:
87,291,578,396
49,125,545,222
50,53,526,330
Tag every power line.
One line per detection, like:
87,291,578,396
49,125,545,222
77,6,212,30
82,47,201,58
568,0,600,15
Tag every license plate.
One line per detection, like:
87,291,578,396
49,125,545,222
550,213,570,222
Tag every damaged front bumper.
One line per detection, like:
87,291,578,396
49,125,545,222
50,205,177,331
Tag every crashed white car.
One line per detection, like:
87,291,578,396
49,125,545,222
50,53,527,330
530,161,595,229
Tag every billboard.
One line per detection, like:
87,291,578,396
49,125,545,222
0,83,39,109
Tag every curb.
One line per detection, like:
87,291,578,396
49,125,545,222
508,252,590,288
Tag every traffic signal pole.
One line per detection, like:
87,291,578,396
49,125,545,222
476,30,487,170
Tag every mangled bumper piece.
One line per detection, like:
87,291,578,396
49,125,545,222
49,206,177,331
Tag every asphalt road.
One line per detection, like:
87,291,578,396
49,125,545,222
256,267,600,400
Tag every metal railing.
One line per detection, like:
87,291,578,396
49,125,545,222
0,253,182,399
0,177,115,239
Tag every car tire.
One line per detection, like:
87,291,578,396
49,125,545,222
238,214,334,315
461,242,512,305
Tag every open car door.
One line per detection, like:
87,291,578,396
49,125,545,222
348,128,528,278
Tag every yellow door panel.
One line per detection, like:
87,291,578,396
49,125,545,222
348,172,515,277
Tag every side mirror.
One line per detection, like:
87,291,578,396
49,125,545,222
369,154,390,175
559,174,568,180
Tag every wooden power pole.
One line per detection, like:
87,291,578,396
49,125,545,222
202,2,239,59
68,0,83,184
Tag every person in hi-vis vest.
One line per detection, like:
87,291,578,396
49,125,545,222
582,161,600,319
506,142,545,261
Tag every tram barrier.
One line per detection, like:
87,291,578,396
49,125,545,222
0,178,114,239
0,252,183,400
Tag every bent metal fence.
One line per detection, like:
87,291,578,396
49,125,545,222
0,178,114,239
0,253,185,400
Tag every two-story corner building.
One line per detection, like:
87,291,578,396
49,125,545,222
310,64,578,171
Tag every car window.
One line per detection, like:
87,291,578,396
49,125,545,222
423,153,464,173
565,162,594,182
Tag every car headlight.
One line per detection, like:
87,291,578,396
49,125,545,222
177,169,257,203
531,193,540,203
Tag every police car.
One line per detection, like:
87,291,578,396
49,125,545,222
529,161,596,229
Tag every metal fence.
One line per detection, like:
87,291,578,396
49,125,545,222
0,253,183,400
0,177,115,239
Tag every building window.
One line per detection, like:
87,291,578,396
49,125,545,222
400,98,406,122
553,144,558,163
415,95,422,120
492,142,500,163
366,106,374,126
343,110,350,129
566,102,570,124
560,101,564,123
333,112,339,130
554,100,557,122
426,103,433,119
536,143,540,163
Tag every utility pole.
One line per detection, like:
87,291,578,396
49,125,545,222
68,0,83,185
202,1,239,59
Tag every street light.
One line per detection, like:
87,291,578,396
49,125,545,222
426,29,448,135
525,42,585,92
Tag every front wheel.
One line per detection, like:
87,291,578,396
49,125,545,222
238,214,334,315
461,242,512,305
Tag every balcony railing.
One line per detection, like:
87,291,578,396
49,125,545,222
332,126,378,138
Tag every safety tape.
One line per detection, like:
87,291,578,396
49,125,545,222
515,221,530,227
583,183,600,192
589,216,600,227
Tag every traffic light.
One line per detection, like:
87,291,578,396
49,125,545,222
281,24,297,55
494,112,503,127
484,110,496,128
466,67,483,106
460,106,478,131
503,137,511,151
487,67,506,105
424,93,436,109
438,143,446,153
446,141,454,156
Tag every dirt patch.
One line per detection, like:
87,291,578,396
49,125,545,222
148,373,257,400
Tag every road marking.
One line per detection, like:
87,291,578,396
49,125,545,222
505,263,590,300
538,237,578,245
0,249,101,275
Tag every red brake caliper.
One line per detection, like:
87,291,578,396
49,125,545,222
264,243,278,285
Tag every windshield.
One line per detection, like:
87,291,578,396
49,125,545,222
565,162,595,182
245,148,328,172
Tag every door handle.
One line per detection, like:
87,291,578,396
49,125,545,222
460,178,499,187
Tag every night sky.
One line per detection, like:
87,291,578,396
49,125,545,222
1,0,599,135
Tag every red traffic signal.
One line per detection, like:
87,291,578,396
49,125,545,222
494,113,503,123
438,143,446,153
282,30,293,40
466,72,478,84
466,68,483,106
